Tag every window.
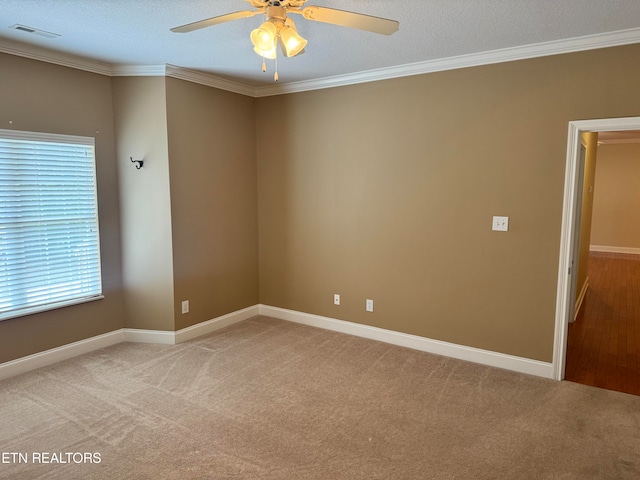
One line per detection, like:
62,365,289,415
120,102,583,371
0,129,102,321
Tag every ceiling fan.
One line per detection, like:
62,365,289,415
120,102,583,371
171,0,399,81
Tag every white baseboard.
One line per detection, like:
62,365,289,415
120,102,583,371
590,245,640,255
123,328,176,345
175,305,260,343
0,305,260,381
259,304,554,379
123,305,260,345
0,330,124,381
1,304,554,381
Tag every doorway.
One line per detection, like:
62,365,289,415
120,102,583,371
565,250,640,394
553,116,640,383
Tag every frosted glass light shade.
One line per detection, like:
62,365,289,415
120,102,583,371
254,44,276,59
280,25,307,57
250,21,277,57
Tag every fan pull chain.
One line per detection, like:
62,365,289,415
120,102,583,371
274,53,279,82
261,57,266,73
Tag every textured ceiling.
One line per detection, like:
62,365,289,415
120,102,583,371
1,0,640,88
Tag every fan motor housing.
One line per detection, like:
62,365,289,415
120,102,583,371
266,6,287,23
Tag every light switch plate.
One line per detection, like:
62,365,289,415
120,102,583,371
492,216,509,232
366,299,374,312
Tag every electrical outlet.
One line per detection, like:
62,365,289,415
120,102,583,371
492,216,509,232
334,294,340,306
181,300,189,314
366,299,374,312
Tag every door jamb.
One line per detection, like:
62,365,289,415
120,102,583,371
553,116,640,381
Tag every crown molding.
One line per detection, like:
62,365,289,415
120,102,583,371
0,39,256,96
110,65,256,97
163,65,256,97
597,138,640,145
254,26,640,97
111,65,167,76
0,38,113,76
2,26,640,98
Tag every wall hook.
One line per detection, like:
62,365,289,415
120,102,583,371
130,157,144,169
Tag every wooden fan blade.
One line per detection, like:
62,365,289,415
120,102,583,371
171,10,260,33
301,6,398,35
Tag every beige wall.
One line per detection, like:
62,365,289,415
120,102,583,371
0,53,125,363
112,77,259,332
3,43,640,366
165,78,258,330
256,44,640,362
591,143,640,249
0,59,259,362
112,77,175,331
576,132,598,300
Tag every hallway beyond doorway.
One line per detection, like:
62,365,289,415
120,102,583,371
566,252,640,395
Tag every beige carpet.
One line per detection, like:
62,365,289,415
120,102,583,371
1,315,639,479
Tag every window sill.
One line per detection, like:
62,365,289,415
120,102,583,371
0,295,105,322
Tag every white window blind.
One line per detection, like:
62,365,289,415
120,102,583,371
0,129,102,321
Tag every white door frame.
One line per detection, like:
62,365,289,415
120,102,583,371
552,116,640,381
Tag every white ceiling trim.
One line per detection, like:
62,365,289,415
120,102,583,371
0,38,112,76
110,64,254,97
2,26,640,98
254,26,640,97
164,65,256,97
111,65,167,77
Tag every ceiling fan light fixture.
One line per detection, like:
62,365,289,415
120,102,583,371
171,2,398,83
253,43,277,59
279,19,307,57
250,21,277,53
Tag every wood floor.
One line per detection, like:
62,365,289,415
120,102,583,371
565,252,640,396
